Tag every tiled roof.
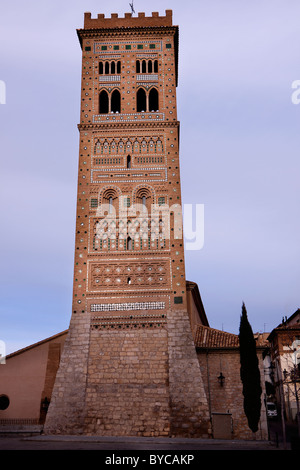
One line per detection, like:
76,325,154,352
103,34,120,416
194,325,239,349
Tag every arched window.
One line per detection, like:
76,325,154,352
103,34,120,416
102,188,118,215
0,395,10,411
148,60,153,73
142,60,147,73
105,61,109,74
99,62,104,75
111,61,115,74
137,88,146,112
109,197,113,214
159,218,163,233
127,155,131,169
154,60,158,73
136,60,140,73
136,187,152,214
127,237,132,251
117,61,121,74
99,90,109,114
149,88,159,112
111,89,121,113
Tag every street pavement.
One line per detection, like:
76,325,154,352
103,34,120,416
0,434,284,451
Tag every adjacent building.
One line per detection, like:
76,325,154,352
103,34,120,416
267,310,300,422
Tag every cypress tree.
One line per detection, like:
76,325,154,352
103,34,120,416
239,303,262,433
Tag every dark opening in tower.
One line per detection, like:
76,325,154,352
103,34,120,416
111,89,121,113
149,88,159,112
137,88,146,112
99,90,109,114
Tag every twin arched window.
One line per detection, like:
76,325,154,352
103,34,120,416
99,89,121,114
137,88,159,112
99,87,158,114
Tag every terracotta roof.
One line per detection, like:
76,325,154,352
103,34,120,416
194,325,239,349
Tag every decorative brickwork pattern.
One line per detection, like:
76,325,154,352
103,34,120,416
44,10,211,438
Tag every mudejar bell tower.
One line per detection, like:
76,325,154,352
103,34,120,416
44,10,211,438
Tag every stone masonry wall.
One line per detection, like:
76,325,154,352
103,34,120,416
197,350,268,440
44,308,213,437
167,309,212,438
83,326,170,436
43,312,91,434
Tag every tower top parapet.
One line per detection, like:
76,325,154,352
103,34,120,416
83,10,173,29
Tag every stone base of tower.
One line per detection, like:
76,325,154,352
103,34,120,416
44,309,211,438
167,309,211,438
43,312,91,434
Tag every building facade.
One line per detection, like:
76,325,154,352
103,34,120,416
0,314,270,440
267,310,300,422
0,331,67,429
195,325,268,440
44,10,211,437
0,284,207,429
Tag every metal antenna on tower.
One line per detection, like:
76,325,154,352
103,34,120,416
129,2,135,14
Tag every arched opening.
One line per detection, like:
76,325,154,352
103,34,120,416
154,60,158,73
99,62,104,74
127,155,131,169
102,188,118,216
117,61,121,74
111,61,115,74
99,90,109,114
149,88,159,112
136,188,152,214
148,60,153,73
111,89,121,113
159,218,163,233
142,60,147,73
127,237,132,251
105,61,110,74
137,88,146,112
109,197,113,213
136,60,140,73
142,196,147,211
0,395,10,411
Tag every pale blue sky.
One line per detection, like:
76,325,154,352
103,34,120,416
1,0,300,354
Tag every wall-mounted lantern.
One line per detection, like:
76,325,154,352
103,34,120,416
218,372,225,387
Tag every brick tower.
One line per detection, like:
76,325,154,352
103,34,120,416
44,10,211,437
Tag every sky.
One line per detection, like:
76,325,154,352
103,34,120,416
0,0,300,354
